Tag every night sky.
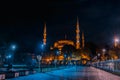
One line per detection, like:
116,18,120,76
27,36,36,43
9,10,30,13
0,0,120,52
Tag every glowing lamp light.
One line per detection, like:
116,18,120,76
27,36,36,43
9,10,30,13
12,45,16,49
102,49,106,52
8,55,12,58
77,41,79,43
41,44,44,48
56,51,59,55
11,44,16,50
46,59,49,62
115,38,119,42
6,55,12,59
37,55,42,61
97,53,100,57
64,54,66,58
40,44,45,50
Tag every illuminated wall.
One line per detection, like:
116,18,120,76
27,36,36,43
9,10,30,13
54,40,75,50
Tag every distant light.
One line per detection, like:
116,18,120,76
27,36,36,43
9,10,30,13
41,44,44,48
97,53,100,56
102,49,106,52
6,55,12,59
11,44,16,50
46,59,49,62
41,44,44,49
56,51,59,55
64,54,66,57
37,55,42,61
115,38,119,42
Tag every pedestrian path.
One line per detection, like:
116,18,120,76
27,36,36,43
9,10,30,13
11,66,120,80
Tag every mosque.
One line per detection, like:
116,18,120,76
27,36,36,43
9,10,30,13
43,17,85,51
42,17,90,65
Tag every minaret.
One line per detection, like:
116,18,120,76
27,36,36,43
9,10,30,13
82,32,85,48
43,23,47,45
76,17,80,49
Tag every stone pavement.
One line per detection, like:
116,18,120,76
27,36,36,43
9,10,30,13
11,66,120,80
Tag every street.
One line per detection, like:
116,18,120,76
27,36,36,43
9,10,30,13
11,66,120,80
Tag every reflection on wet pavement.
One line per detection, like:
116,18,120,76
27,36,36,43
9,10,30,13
12,66,120,80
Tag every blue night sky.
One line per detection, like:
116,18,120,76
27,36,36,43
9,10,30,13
0,0,120,52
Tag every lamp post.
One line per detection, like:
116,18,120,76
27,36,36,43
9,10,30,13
54,59,57,68
102,48,106,55
6,54,12,71
114,37,119,48
37,55,42,72
97,53,101,62
41,44,45,55
10,44,16,64
64,54,67,67
102,49,106,61
102,49,106,53
11,44,16,51
6,55,12,63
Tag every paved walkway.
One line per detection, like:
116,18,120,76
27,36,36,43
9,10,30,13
11,66,120,80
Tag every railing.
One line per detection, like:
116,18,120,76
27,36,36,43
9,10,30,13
92,59,120,72
0,70,37,79
0,73,5,80
36,65,71,72
0,65,73,79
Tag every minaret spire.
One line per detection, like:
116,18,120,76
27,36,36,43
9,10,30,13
43,22,47,45
82,32,85,48
76,16,80,49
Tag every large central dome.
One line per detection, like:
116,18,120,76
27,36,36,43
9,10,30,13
54,40,75,50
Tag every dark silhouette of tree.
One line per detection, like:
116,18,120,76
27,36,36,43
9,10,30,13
85,42,98,57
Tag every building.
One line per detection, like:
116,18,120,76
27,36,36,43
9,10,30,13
40,17,90,65
51,17,85,51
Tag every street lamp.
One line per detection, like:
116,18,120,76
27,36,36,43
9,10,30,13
102,49,106,53
6,55,12,59
114,37,119,47
6,54,13,71
6,54,12,63
56,51,60,55
102,49,106,61
37,55,42,72
6,54,12,62
54,59,57,68
97,53,101,61
10,44,17,64
115,38,119,42
40,43,45,55
64,54,67,66
11,44,16,51
102,49,106,55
